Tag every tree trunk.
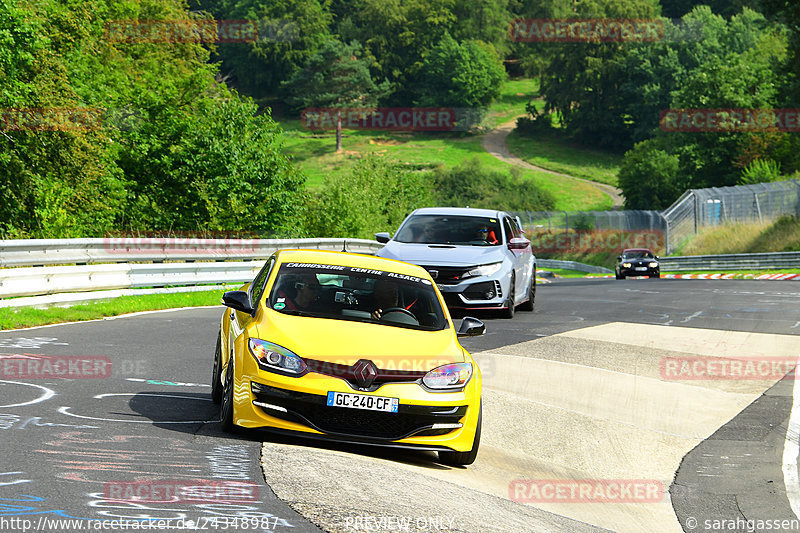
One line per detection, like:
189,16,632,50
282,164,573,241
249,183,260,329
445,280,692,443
335,110,342,152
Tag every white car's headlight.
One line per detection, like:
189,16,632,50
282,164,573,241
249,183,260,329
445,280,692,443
249,339,307,375
466,262,503,278
423,363,473,390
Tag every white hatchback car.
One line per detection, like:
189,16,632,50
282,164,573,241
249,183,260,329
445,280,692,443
375,207,535,318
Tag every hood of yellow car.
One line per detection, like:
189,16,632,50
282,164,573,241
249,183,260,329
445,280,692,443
258,311,465,371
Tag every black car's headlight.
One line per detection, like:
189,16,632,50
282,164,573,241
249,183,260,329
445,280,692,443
423,363,473,390
621,262,632,268
249,339,307,375
649,262,659,268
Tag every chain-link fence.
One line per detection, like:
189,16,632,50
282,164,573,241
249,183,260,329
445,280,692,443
662,180,800,253
512,210,665,232
512,179,800,255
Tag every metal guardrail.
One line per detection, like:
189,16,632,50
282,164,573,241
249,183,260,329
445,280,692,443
0,238,384,303
536,259,613,274
658,251,800,272
0,238,381,268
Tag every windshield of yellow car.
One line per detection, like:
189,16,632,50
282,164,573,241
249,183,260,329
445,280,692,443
267,262,447,330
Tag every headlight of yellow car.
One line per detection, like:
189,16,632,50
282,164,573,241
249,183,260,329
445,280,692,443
423,362,473,390
249,339,307,375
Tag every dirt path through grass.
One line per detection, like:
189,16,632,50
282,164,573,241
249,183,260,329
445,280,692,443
482,116,624,208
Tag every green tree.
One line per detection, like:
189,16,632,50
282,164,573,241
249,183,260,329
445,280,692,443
282,38,389,151
414,33,506,108
451,0,513,56
0,0,304,237
738,158,782,185
537,0,661,149
618,139,685,210
336,0,456,104
208,0,332,100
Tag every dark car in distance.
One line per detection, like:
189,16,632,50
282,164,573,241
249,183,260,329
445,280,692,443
615,249,660,279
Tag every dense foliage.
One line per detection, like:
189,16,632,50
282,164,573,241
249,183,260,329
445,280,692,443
301,156,555,239
0,0,303,238
5,0,797,237
513,1,798,208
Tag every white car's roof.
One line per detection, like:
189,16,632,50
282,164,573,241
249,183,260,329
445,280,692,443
410,207,505,218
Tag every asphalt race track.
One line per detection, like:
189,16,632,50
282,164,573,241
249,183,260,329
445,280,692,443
3,278,800,532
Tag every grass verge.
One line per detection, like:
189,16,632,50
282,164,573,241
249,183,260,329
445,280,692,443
537,267,592,278
0,290,224,331
505,130,622,186
676,216,800,255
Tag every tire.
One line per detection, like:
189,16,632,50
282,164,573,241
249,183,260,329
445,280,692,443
519,272,535,312
439,402,482,466
211,332,223,404
500,275,515,319
650,273,660,279
220,355,237,433
616,272,624,280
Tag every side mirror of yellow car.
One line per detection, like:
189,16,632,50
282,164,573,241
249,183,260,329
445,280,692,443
222,290,255,315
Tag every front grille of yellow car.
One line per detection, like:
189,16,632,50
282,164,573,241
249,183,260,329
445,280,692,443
251,382,467,441
304,358,426,392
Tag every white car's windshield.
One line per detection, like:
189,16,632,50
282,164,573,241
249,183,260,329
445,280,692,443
268,263,447,330
394,215,502,246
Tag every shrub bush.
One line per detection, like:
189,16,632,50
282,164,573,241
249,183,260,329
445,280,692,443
430,158,555,211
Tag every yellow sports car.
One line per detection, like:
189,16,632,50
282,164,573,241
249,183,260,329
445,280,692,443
212,249,485,465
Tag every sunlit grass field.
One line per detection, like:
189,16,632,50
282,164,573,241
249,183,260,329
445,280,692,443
277,78,612,211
